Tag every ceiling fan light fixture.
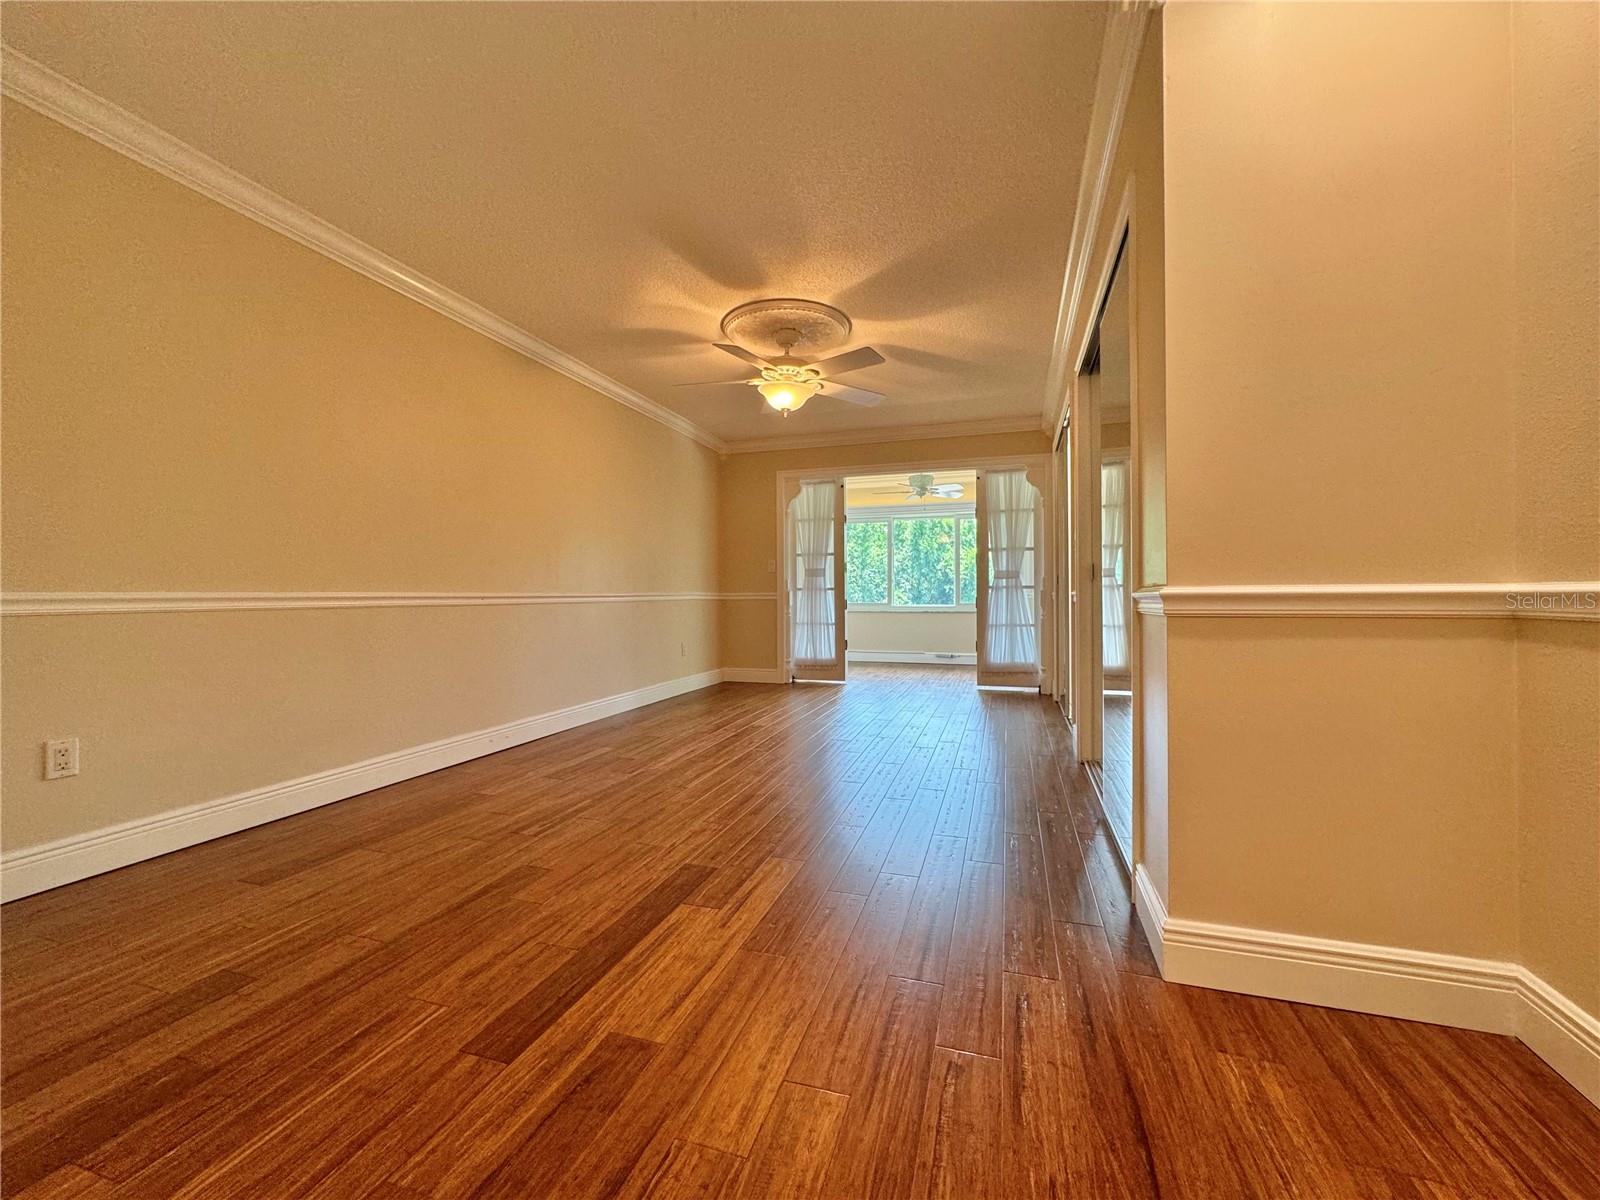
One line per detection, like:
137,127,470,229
757,378,820,414
697,302,886,416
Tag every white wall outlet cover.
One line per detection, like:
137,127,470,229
45,737,80,780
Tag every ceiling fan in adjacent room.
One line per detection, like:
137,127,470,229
676,299,887,416
873,473,967,502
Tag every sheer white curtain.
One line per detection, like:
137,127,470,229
791,481,838,664
983,470,1039,669
1101,458,1130,674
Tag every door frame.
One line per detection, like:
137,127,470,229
1059,183,1144,870
1073,356,1106,766
1051,421,1072,723
774,454,1053,688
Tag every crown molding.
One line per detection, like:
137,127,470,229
2,47,1072,463
0,590,776,617
1041,3,1152,433
1132,583,1600,621
0,47,729,454
720,415,1044,456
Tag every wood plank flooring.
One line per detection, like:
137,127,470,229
4,664,1597,1198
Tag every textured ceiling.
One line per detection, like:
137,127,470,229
3,2,1105,446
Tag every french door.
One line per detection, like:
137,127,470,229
784,477,846,682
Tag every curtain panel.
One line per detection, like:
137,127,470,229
792,480,838,664
1101,458,1130,674
983,470,1039,669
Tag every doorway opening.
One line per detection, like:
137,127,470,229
841,471,979,670
780,463,1047,691
1077,235,1135,861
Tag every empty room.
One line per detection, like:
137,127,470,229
2,2,1597,1197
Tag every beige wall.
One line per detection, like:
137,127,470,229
1511,5,1600,587
718,430,1050,671
1138,610,1169,901
1164,2,1516,587
1122,15,1165,593
1510,2,1600,1015
1517,625,1600,1011
1167,617,1519,956
1159,1,1598,1013
1,102,722,852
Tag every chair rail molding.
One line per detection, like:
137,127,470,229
0,591,777,616
1131,583,1600,621
0,47,726,454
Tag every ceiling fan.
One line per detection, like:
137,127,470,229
873,473,966,502
676,299,886,416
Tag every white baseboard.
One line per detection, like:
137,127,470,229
0,668,724,902
1160,916,1518,1034
845,650,977,665
721,667,787,684
1519,971,1600,1106
1135,872,1599,1108
1131,864,1167,975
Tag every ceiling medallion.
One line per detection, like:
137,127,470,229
719,298,852,358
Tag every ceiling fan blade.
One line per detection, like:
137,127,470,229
929,485,966,497
673,377,755,387
823,383,884,407
808,346,886,377
713,342,771,367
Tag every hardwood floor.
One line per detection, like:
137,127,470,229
4,664,1597,1198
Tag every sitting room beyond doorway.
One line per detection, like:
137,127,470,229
843,471,979,669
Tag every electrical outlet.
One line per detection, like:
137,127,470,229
45,737,79,780
680,641,687,657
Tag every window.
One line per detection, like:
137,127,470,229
845,509,976,608
892,516,957,604
844,521,888,604
959,516,977,605
1101,456,1130,674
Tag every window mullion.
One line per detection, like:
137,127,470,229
947,518,960,611
886,517,896,607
